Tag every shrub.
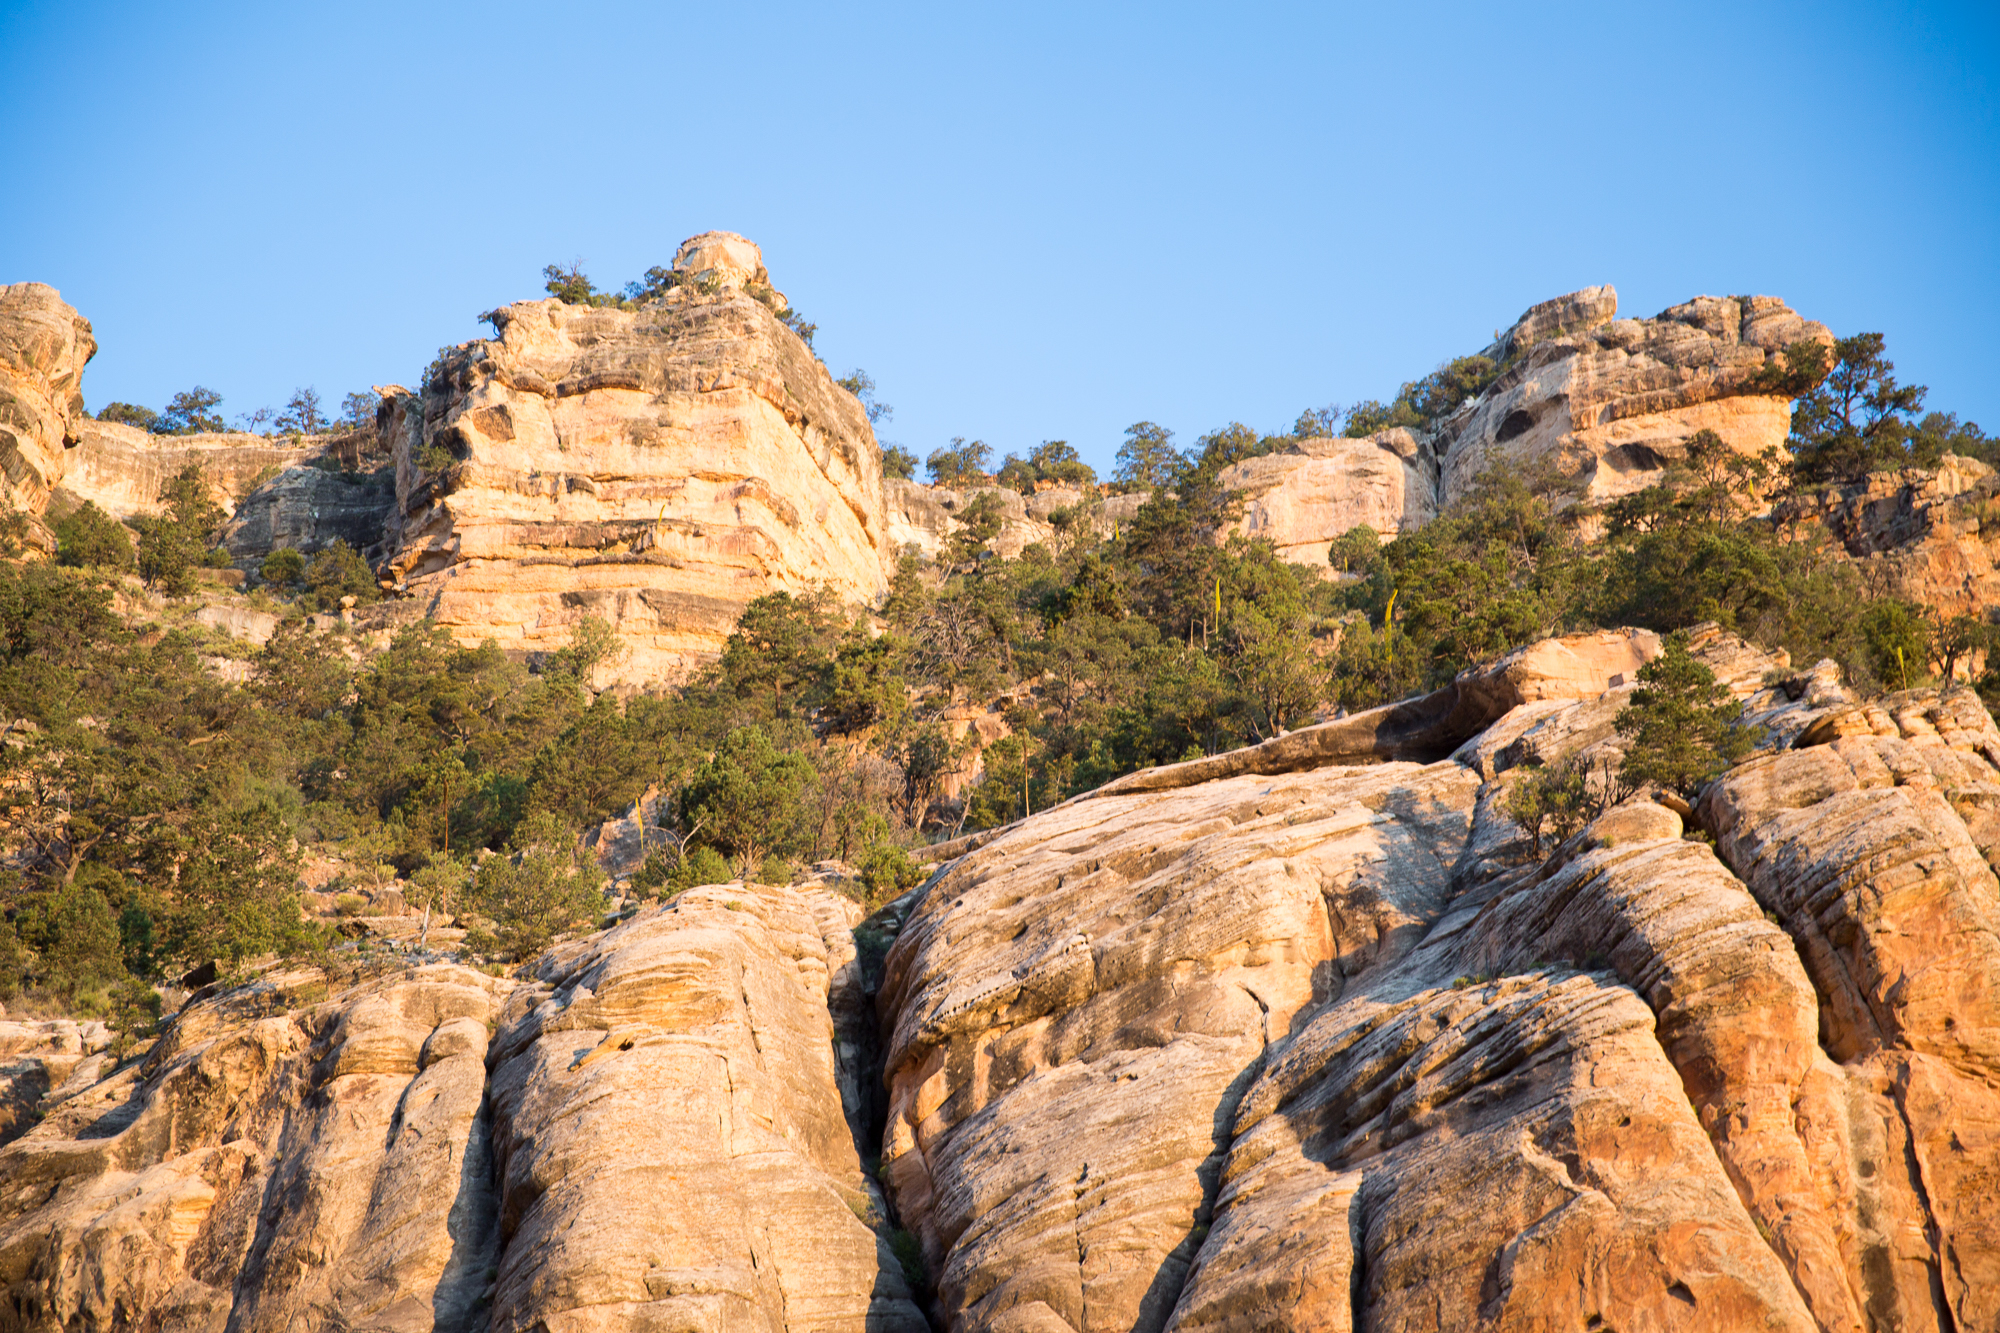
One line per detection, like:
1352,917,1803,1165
96,401,160,431
859,843,924,903
882,445,918,480
261,547,307,589
668,846,733,895
472,812,608,960
680,727,816,872
305,540,376,605
53,501,135,571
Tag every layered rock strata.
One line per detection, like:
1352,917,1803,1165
1436,286,1832,506
380,231,892,685
0,283,96,545
879,633,2000,1333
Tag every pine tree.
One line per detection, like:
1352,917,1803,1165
1615,632,1754,797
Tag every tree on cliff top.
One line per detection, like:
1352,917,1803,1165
154,387,225,435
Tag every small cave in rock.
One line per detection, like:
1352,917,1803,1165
1495,408,1537,442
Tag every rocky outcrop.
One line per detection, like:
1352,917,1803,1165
1774,452,2000,616
0,284,96,546
59,420,309,519
1436,286,1832,506
885,479,1146,561
220,463,397,560
1218,428,1434,560
878,630,2000,1333
380,232,892,686
0,879,924,1332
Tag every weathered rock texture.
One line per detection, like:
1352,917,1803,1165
0,284,95,545
0,879,924,1333
1219,428,1435,560
57,420,312,523
381,232,892,685
879,631,2000,1333
1775,452,2000,617
1437,286,1832,506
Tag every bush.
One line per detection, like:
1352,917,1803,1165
261,547,307,589
859,843,924,903
305,540,377,605
882,445,918,480
96,401,160,431
53,501,135,571
680,727,816,872
668,846,733,895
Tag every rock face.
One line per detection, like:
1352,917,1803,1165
1436,286,1831,506
220,463,398,561
1775,453,2000,617
0,879,924,1332
380,232,892,685
876,630,2000,1333
0,284,96,544
1218,428,1435,560
885,479,1147,562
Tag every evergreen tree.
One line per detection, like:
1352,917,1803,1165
1615,633,1754,798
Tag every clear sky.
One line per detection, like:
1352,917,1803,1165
3,1,1995,473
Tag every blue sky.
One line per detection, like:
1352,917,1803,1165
3,1,1995,473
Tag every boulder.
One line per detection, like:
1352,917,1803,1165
1436,287,1832,506
380,233,892,686
0,283,96,543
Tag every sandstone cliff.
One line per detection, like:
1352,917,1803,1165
5,628,1999,1331
379,232,892,685
1775,452,2000,617
0,881,923,1332
1436,286,1832,506
0,284,95,547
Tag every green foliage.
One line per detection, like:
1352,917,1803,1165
543,262,600,305
136,464,226,596
1112,421,1179,492
53,501,135,571
275,387,325,435
1505,755,1621,856
1346,354,1504,436
1780,333,1977,483
1859,600,1931,692
260,547,307,590
882,445,918,480
926,437,993,487
155,386,225,435
1615,632,1755,798
340,390,381,430
96,401,160,430
667,846,732,895
680,727,817,871
859,843,924,903
471,811,607,960
836,369,894,426
996,440,1096,494
777,307,817,349
305,540,377,606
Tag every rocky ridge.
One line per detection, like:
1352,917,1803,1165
6,625,1997,1331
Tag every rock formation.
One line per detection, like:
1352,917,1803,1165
5,626,1999,1331
1436,286,1832,506
1218,428,1435,561
379,232,892,685
0,880,924,1332
0,284,96,547
1775,452,2000,617
885,479,1146,562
